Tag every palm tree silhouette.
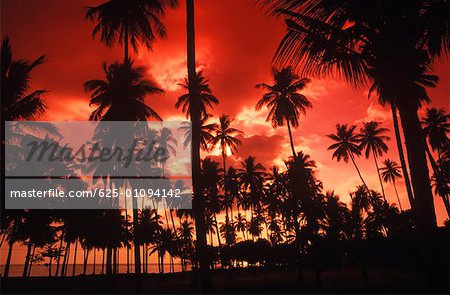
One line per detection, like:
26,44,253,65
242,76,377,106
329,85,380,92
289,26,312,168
327,124,369,192
179,114,216,150
262,0,448,232
237,157,266,216
358,121,390,201
85,61,163,121
85,0,179,62
380,159,404,211
256,67,311,159
210,115,243,225
234,213,248,241
422,107,450,162
176,71,219,119
181,3,216,283
1,37,46,121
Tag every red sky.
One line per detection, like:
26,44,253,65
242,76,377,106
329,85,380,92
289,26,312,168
1,0,449,229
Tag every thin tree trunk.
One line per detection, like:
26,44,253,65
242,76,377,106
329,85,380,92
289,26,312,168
83,249,89,275
397,102,437,232
286,120,296,159
373,154,387,201
92,249,96,275
61,242,70,277
102,249,105,275
22,240,32,277
3,240,14,277
55,232,64,276
349,153,370,193
48,257,53,277
393,181,403,211
187,0,211,290
72,240,78,276
28,244,36,277
391,103,415,208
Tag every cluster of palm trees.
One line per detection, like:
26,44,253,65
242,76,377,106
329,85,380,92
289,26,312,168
1,0,449,291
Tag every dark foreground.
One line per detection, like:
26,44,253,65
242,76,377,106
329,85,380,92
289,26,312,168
1,266,449,294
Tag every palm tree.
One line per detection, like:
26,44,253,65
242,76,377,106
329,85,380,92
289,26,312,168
261,0,449,232
85,61,163,121
256,67,311,158
1,37,47,121
422,107,450,162
185,0,211,287
323,191,350,241
210,115,243,224
358,121,390,201
380,159,404,211
235,213,248,240
237,157,266,215
85,0,179,62
176,71,219,119
327,124,369,192
179,113,216,151
151,227,178,274
1,37,48,277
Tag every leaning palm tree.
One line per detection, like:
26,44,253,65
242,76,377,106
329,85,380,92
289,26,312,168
1,37,48,277
85,0,179,62
380,159,404,211
422,107,450,162
260,0,449,232
256,67,311,158
85,61,163,121
210,115,243,223
327,124,369,192
1,37,47,121
358,121,390,201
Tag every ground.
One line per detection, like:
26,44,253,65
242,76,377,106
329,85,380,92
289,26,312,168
1,266,449,294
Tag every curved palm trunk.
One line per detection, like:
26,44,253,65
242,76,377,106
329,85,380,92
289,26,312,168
286,120,297,159
22,240,32,277
397,103,437,232
3,240,14,277
373,154,386,201
349,153,370,193
391,103,415,208
393,181,403,211
186,0,211,290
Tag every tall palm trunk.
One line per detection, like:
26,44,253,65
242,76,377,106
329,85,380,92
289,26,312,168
349,153,370,193
22,240,32,277
397,102,437,232
393,181,403,211
186,0,211,290
55,232,64,276
222,151,229,224
391,103,415,208
28,245,36,277
61,242,70,277
373,154,386,201
286,120,296,159
3,240,14,277
72,239,78,276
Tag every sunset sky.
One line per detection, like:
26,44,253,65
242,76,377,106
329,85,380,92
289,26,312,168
2,0,449,232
